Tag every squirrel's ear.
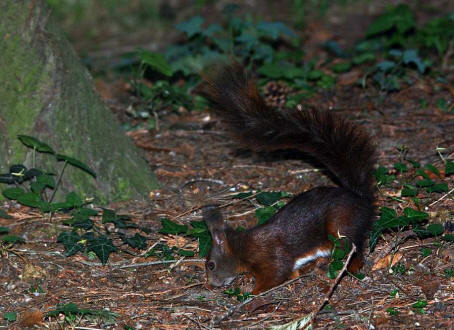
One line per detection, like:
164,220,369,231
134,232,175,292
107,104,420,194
203,205,229,248
203,205,225,233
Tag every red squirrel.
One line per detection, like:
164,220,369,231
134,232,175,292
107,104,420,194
200,63,376,294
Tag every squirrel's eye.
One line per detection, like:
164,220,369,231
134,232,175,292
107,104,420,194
207,261,215,271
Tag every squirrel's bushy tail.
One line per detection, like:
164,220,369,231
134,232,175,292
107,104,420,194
200,63,376,200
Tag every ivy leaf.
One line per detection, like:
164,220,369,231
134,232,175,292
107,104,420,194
427,224,444,236
2,235,25,244
86,235,118,265
255,206,277,225
37,174,55,189
65,192,83,208
256,191,290,206
402,49,426,74
426,183,448,193
122,233,147,250
4,312,17,322
140,52,173,77
56,154,96,178
176,248,195,257
403,208,428,222
176,16,204,38
425,164,440,177
0,174,15,184
394,162,408,173
401,184,418,197
256,21,295,39
57,231,84,256
197,233,212,257
17,192,43,208
17,135,55,154
416,178,434,187
445,160,454,175
159,218,188,235
2,187,25,200
0,210,12,219
366,4,415,37
327,260,344,279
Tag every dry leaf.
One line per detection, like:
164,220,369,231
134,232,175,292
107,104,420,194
372,252,403,271
20,309,43,327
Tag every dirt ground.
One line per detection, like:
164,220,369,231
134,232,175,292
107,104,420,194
1,1,454,329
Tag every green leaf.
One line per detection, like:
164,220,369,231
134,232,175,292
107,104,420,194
427,224,444,236
2,187,25,200
86,235,118,265
352,53,376,65
255,206,277,225
140,52,173,77
232,191,254,199
197,233,212,257
176,16,204,38
17,192,43,208
0,174,15,184
65,192,83,208
0,210,12,219
330,62,352,73
415,168,429,179
416,178,434,187
394,162,408,173
2,235,25,244
257,62,305,79
327,260,344,279
426,183,448,193
4,311,17,322
57,231,84,256
75,208,98,217
37,174,55,189
374,166,395,185
256,191,290,206
0,226,9,234
403,208,428,222
159,218,188,235
332,248,346,260
64,217,94,230
442,234,454,242
445,160,454,175
366,4,415,37
401,184,418,197
376,61,395,72
17,135,55,154
176,248,195,257
402,49,426,74
412,300,427,309
307,69,323,80
122,233,147,249
56,154,96,178
256,21,295,39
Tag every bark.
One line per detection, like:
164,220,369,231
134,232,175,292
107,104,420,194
0,0,159,202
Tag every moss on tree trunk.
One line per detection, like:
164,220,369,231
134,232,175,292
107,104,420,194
0,0,158,202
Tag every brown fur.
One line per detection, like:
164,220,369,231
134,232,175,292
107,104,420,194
201,64,376,293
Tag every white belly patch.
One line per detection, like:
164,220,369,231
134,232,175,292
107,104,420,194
293,249,331,271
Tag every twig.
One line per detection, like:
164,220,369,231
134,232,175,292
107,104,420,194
247,302,282,328
74,258,204,269
214,274,310,325
428,187,454,207
313,243,357,317
185,315,210,330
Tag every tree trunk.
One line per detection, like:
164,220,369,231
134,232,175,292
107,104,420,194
0,0,158,202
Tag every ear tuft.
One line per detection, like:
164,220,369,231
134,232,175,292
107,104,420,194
202,205,224,233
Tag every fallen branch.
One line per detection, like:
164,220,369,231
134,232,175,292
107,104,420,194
313,243,357,317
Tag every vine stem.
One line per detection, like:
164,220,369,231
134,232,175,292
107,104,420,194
49,160,67,204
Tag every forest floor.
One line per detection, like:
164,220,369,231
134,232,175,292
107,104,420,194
1,1,454,329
